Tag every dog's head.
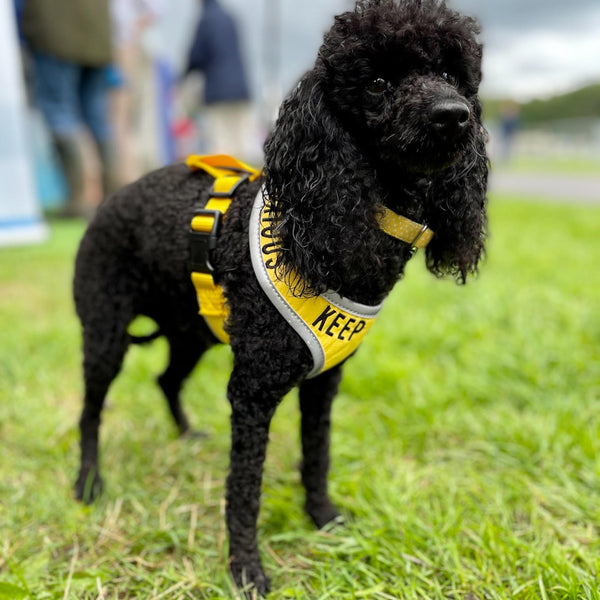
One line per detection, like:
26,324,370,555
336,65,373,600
319,0,484,173
264,0,488,291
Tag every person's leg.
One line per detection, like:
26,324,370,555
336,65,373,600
32,52,85,215
80,66,117,198
204,102,256,160
110,45,142,185
32,52,80,136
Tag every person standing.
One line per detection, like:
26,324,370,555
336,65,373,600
109,0,163,185
21,0,115,217
184,0,253,159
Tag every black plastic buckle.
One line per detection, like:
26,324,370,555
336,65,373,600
189,209,223,273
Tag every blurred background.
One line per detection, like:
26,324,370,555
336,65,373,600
1,0,599,244
2,5,599,596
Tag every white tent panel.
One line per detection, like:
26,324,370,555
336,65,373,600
0,0,48,247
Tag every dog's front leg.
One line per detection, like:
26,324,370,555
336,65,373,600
225,369,290,597
299,366,343,528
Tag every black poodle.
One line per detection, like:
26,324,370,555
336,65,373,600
73,0,488,595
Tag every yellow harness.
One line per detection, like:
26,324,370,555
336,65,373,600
188,154,261,343
188,154,434,377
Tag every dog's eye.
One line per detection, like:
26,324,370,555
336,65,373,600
367,78,388,94
441,72,458,86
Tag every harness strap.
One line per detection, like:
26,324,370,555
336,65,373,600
188,155,261,343
376,206,434,249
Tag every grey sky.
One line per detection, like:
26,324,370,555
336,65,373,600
160,0,600,101
451,0,600,33
450,0,600,98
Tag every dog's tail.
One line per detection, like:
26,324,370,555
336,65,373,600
128,330,163,345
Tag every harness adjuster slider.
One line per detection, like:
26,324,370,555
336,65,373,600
189,209,223,274
210,172,250,198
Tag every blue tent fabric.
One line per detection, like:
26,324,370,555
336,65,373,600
186,0,250,104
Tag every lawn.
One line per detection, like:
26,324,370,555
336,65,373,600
0,195,599,599
493,154,600,177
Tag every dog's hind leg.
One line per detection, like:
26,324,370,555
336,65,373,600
158,331,209,436
75,321,130,503
299,365,343,529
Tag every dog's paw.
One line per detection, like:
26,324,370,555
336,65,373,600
306,499,343,530
74,469,103,504
229,554,271,598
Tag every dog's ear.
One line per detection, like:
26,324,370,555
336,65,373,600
424,99,489,284
263,70,375,294
264,70,365,207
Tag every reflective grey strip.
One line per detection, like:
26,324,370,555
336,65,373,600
249,188,384,377
249,189,325,377
322,290,382,319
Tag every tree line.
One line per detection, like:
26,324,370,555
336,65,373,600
484,83,600,124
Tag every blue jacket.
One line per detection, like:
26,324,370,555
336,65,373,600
186,0,250,104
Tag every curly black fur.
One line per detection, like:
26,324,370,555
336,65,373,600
72,0,488,595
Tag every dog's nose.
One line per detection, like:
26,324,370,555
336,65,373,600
430,101,470,131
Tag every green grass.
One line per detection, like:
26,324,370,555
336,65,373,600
495,155,600,176
1,197,599,599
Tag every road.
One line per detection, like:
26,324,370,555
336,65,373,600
489,171,600,204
